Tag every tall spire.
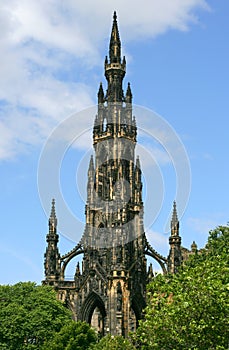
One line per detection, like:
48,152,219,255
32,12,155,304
168,201,182,273
171,200,179,235
104,11,126,103
44,199,60,281
87,156,95,204
49,198,57,234
109,11,121,64
134,156,142,204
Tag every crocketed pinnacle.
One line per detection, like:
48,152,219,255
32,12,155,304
88,155,94,173
171,200,179,234
109,11,121,63
136,155,141,170
49,198,57,233
126,82,132,103
98,82,104,104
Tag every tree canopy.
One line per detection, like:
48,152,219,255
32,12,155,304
0,225,228,350
134,225,229,349
0,282,72,349
92,334,136,349
41,320,97,350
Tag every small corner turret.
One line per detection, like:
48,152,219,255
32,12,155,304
44,199,61,284
125,82,132,103
98,82,105,104
49,198,57,235
168,201,182,273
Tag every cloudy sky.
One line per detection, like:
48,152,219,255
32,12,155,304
0,0,228,283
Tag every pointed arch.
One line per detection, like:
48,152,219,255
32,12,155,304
98,143,107,165
131,293,146,328
60,244,84,279
80,291,106,335
144,240,168,274
103,117,107,132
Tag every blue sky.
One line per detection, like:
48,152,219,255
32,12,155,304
0,0,228,284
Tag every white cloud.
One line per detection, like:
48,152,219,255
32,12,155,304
0,0,210,160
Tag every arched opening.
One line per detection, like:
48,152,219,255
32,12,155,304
146,256,164,278
129,308,137,332
97,223,107,251
91,307,104,335
103,117,107,132
60,245,84,279
81,292,106,336
145,248,167,275
131,293,146,331
64,255,83,281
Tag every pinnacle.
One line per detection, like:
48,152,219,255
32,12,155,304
171,200,179,234
88,155,94,173
50,198,56,219
172,201,178,222
191,241,197,251
136,155,141,169
126,82,132,103
98,82,104,101
109,11,121,63
48,198,57,235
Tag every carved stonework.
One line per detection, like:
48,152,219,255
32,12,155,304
43,12,185,338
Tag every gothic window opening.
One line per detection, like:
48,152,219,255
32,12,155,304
129,308,137,332
103,117,107,132
91,306,105,336
81,292,106,336
64,256,82,281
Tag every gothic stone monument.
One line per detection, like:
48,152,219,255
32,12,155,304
43,12,195,337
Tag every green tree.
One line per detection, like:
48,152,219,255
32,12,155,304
92,334,136,349
0,282,71,349
135,225,229,350
42,321,97,350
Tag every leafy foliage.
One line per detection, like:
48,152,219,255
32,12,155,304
0,282,71,349
42,321,97,350
134,225,229,350
92,334,136,349
1,225,228,350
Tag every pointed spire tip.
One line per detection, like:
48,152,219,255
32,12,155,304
48,198,57,234
88,155,94,172
50,198,56,218
109,10,121,64
171,200,179,234
173,200,177,214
